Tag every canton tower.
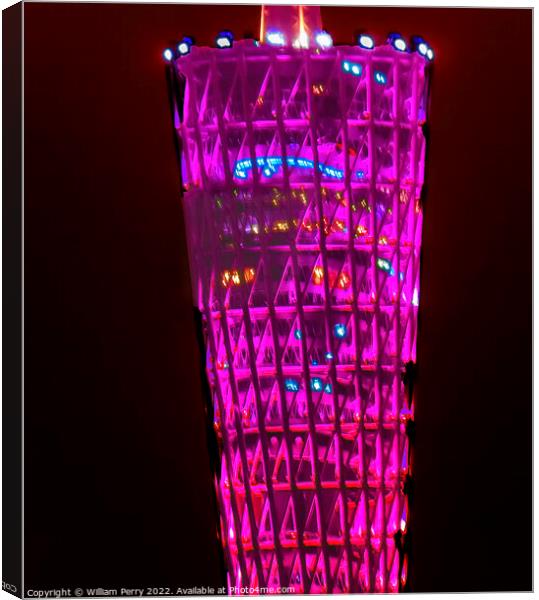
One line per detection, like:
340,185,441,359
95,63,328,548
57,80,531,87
165,5,432,593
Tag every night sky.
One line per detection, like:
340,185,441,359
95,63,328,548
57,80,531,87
23,4,531,592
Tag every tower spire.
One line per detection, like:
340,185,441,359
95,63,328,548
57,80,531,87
259,5,322,46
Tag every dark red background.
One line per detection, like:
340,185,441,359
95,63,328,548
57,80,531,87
23,3,531,593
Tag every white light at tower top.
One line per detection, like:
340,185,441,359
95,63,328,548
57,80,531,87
393,37,407,52
358,34,375,49
427,47,434,60
163,48,173,61
178,42,190,55
315,31,333,49
418,42,428,56
216,31,233,49
216,37,232,48
266,30,285,46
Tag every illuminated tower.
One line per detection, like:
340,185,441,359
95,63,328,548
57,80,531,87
165,5,432,593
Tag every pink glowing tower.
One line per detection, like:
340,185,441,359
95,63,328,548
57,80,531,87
165,5,432,593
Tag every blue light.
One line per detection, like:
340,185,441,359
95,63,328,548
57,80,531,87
358,34,375,49
325,351,333,360
263,163,278,177
376,257,395,276
266,30,285,46
374,71,387,85
333,324,347,339
216,31,234,49
163,48,173,61
311,359,318,366
233,156,361,181
285,379,300,392
294,329,302,340
342,60,362,77
310,377,323,392
324,383,333,394
315,30,333,49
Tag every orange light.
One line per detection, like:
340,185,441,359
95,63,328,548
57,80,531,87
259,5,265,42
272,220,289,232
244,267,256,283
221,269,246,287
332,219,346,232
312,266,324,285
221,270,231,287
355,224,368,237
296,5,308,48
322,217,330,235
337,272,351,289
302,219,315,232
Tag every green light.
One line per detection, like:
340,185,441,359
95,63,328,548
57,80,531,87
376,257,395,276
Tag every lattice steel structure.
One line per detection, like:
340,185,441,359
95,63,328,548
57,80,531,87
166,7,431,594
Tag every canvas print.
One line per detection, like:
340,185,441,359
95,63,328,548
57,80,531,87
2,2,531,597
